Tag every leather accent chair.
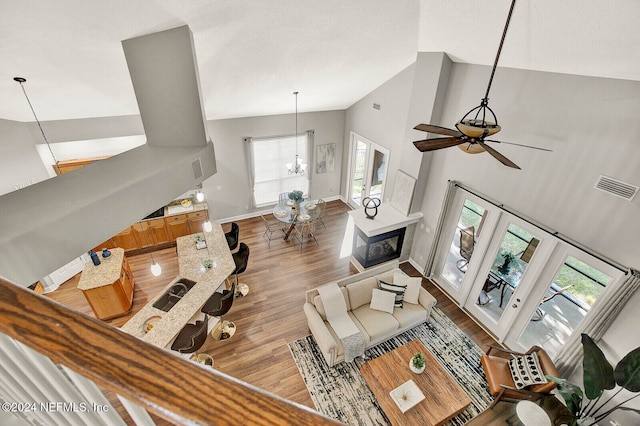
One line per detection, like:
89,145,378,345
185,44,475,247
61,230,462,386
480,345,558,408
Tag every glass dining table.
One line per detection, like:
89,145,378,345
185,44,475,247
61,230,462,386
272,199,321,241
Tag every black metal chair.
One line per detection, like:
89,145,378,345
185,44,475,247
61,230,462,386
170,313,209,353
231,243,250,297
456,226,475,272
225,222,239,251
201,283,236,341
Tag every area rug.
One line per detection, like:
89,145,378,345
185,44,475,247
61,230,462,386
288,307,493,426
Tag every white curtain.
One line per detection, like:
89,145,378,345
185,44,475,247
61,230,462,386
423,180,458,277
246,132,310,208
554,268,640,377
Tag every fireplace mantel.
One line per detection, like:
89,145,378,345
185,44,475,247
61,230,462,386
347,203,422,237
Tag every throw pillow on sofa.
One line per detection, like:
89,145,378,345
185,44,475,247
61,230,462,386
370,288,395,314
393,272,422,304
378,280,406,308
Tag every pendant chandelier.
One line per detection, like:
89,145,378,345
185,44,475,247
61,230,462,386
286,91,307,175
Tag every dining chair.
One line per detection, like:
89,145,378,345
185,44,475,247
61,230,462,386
279,192,290,205
261,215,284,247
316,199,327,229
292,219,318,251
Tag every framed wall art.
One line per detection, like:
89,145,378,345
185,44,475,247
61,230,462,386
315,143,335,174
390,170,416,216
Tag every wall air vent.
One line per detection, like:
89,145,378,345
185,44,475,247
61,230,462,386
594,175,639,201
192,158,203,180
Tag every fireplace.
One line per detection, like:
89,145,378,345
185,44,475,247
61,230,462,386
352,226,406,269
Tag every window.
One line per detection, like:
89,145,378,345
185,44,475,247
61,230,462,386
248,132,309,207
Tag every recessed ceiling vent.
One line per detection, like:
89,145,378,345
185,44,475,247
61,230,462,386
594,175,639,201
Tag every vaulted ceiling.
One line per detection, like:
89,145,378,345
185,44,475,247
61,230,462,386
2,0,639,123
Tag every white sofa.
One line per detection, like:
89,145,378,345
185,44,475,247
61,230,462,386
303,261,437,367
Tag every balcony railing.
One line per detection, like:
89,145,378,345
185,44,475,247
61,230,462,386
0,277,339,425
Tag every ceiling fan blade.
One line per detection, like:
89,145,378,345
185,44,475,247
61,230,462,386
485,139,553,152
477,142,521,169
413,137,464,152
414,124,461,137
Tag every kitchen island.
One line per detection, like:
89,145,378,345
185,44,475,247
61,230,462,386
77,248,134,320
120,221,234,348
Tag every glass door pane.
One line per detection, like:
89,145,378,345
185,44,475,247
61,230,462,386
368,149,387,199
475,223,539,323
439,198,486,290
514,255,614,358
350,139,367,206
347,133,389,209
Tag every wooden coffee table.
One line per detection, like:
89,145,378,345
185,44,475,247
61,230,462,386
360,339,471,426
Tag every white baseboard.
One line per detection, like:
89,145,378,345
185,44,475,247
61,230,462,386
407,257,425,276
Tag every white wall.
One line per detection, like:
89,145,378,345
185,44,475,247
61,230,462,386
0,119,50,196
412,63,640,272
205,110,345,219
343,63,415,202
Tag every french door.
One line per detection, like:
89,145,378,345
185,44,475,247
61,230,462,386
347,133,389,209
463,215,556,341
431,186,624,357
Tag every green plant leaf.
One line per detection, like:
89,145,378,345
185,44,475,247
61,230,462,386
582,334,615,400
546,375,582,416
614,346,640,392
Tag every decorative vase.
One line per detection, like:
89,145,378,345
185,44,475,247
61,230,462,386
291,202,299,213
409,359,425,374
89,250,101,266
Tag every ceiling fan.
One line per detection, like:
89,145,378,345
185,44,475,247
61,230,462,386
413,0,550,169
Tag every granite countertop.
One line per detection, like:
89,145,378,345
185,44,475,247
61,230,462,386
120,222,235,348
77,248,125,290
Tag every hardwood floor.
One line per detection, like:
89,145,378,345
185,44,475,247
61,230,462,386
47,200,499,421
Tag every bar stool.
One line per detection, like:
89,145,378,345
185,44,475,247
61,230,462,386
225,222,239,251
201,283,236,341
231,242,250,297
170,313,209,353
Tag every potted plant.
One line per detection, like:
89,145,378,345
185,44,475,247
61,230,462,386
202,259,213,269
288,190,304,212
499,251,515,273
409,352,426,374
546,334,640,425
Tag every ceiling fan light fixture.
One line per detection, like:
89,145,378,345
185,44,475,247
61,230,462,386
456,120,501,138
457,142,485,154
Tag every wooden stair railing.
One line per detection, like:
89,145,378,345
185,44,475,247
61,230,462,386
0,277,339,425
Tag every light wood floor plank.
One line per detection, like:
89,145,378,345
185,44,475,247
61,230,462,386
47,200,499,421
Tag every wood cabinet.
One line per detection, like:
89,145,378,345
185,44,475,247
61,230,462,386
131,222,153,249
77,248,134,320
92,238,116,253
148,218,172,245
98,206,208,253
165,214,190,240
187,210,207,234
54,156,110,175
113,226,140,252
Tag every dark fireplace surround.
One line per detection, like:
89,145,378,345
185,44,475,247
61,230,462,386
352,226,406,269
